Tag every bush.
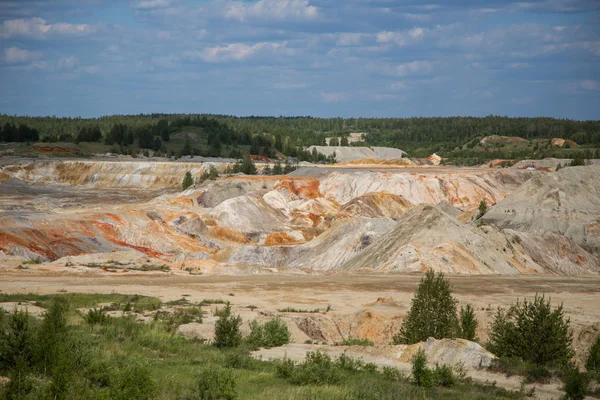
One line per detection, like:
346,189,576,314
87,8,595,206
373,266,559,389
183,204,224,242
411,349,434,387
109,359,157,400
84,308,110,326
276,351,374,386
213,303,242,349
458,304,479,342
0,310,34,373
487,294,574,367
195,366,237,400
562,368,588,400
182,171,194,191
246,318,290,349
338,337,375,346
393,271,458,344
586,335,600,373
411,348,456,388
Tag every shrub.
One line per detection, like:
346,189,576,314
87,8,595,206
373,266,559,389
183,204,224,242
586,335,600,373
478,200,488,218
458,304,479,342
195,366,237,400
487,294,574,367
411,349,434,387
0,310,34,373
246,318,290,349
434,364,456,387
410,348,456,388
562,368,588,400
393,271,458,344
84,308,110,326
213,303,242,349
287,351,344,385
338,337,375,346
109,359,157,400
182,171,194,191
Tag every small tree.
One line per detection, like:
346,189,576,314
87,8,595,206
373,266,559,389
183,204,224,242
487,295,574,367
262,164,272,175
478,200,488,218
0,310,34,373
458,304,479,342
272,162,283,175
182,171,194,191
392,271,458,344
411,348,433,387
213,303,242,348
586,335,600,373
246,318,290,349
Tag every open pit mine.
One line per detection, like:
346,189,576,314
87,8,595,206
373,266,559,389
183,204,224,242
1,158,599,275
2,156,600,398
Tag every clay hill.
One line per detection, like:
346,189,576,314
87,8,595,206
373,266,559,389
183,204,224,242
0,159,599,276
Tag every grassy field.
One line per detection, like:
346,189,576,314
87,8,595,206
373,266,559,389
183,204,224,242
0,293,527,400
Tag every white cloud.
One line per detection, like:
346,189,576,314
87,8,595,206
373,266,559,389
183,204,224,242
389,81,407,90
4,47,41,63
185,41,292,62
57,56,78,69
320,92,347,103
222,0,318,21
395,60,434,76
133,0,171,9
0,17,96,39
376,27,426,46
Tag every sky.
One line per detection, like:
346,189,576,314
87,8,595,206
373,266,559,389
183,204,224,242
0,0,599,119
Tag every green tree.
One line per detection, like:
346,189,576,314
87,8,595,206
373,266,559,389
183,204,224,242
272,162,283,175
586,335,600,373
182,171,194,191
195,366,237,400
0,310,34,373
341,136,349,146
392,271,458,344
329,137,339,146
233,153,257,175
478,200,488,218
458,304,478,342
487,295,574,366
213,303,242,348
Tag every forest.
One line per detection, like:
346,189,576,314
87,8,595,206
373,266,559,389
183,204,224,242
1,114,599,162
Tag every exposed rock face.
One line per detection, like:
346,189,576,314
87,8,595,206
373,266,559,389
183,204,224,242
320,170,536,210
3,160,225,189
306,146,407,162
341,205,544,274
341,192,411,219
481,166,600,253
290,217,396,271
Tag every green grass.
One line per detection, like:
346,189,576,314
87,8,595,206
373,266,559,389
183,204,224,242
0,292,161,311
201,298,227,305
336,338,375,346
277,307,323,313
0,293,528,400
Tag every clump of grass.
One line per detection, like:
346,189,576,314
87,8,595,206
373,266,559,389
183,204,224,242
201,299,227,305
130,264,170,272
277,307,322,313
337,337,375,346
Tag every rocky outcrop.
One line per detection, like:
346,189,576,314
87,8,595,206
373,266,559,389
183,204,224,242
290,217,396,271
341,192,411,219
320,170,536,210
340,205,544,274
481,165,600,253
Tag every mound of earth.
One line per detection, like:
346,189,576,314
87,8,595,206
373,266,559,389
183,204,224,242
481,165,600,253
290,217,396,271
340,205,544,274
305,146,407,162
341,192,411,219
320,170,536,210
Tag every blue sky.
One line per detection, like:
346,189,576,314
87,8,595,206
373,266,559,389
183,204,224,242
1,0,599,119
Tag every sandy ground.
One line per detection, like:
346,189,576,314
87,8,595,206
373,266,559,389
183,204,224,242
2,272,599,399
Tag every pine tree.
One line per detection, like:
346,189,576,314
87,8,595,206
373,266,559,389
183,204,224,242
392,271,458,344
182,172,194,191
458,304,478,341
213,303,242,348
